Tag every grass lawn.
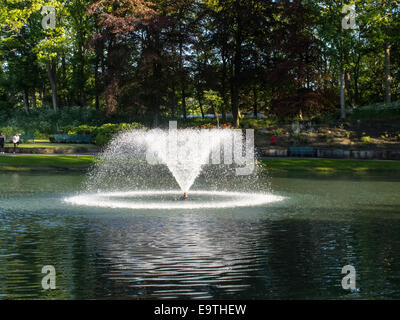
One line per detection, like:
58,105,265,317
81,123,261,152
0,155,96,172
0,155,400,174
4,142,99,150
260,158,400,173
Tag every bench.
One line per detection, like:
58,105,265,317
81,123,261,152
289,146,315,157
20,133,35,143
53,134,92,144
4,134,34,144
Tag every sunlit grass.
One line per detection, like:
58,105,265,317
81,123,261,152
0,155,96,167
0,155,399,174
260,158,400,173
4,143,98,149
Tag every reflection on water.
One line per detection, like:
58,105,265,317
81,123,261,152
0,172,400,299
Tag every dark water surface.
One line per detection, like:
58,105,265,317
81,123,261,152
0,171,400,299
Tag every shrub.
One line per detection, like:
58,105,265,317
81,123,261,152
240,118,277,130
33,131,50,140
271,127,284,136
361,136,371,143
66,125,98,135
94,122,146,146
0,126,25,138
347,100,400,120
200,123,216,129
54,122,146,145
326,134,334,144
178,118,218,128
0,107,106,135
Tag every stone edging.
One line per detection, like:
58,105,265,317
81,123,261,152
1,147,96,154
259,147,400,160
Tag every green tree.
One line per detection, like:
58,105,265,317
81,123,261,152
203,89,223,126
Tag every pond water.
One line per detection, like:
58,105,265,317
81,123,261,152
0,171,400,299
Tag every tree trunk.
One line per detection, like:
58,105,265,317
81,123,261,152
46,60,58,112
221,55,228,123
104,40,119,116
32,89,37,109
199,101,205,119
253,86,258,118
231,0,242,128
78,41,86,107
181,87,187,119
339,28,345,120
152,31,162,127
385,40,391,105
212,104,220,128
179,35,187,120
340,70,345,119
231,48,241,128
152,61,162,127
352,50,362,107
41,86,45,107
353,64,360,107
169,90,176,118
23,88,30,114
170,83,177,117
197,91,205,119
345,71,355,108
61,54,67,107
94,50,100,110
231,81,240,127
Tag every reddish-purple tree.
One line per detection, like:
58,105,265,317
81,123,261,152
88,0,158,116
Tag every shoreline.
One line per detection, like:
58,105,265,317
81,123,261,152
1,154,400,174
257,146,400,160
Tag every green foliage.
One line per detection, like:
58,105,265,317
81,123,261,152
240,118,278,130
326,134,334,145
203,90,223,110
1,0,400,126
178,118,221,128
93,122,146,146
271,128,284,137
57,122,146,146
361,135,371,143
66,125,97,135
0,106,149,146
0,107,106,134
347,100,400,120
0,126,25,138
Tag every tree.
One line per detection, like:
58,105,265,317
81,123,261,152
88,0,158,117
203,0,271,127
363,0,400,105
203,89,223,127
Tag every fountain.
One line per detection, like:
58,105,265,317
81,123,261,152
64,121,284,209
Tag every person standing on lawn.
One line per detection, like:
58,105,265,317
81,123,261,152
12,133,20,154
0,133,5,154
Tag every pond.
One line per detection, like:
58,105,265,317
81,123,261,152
0,171,400,299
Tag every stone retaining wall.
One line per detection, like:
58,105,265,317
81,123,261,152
2,147,95,154
2,146,400,160
259,147,400,160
